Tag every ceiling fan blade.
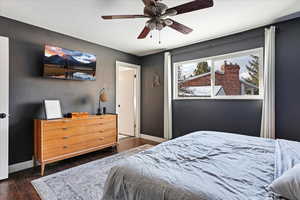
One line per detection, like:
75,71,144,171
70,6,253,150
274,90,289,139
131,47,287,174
166,0,213,15
138,27,151,39
167,19,193,34
102,15,148,20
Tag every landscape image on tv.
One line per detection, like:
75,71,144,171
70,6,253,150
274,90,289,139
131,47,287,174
44,45,97,81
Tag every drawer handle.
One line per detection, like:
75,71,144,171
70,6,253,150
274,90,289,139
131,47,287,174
62,128,68,131
99,123,104,125
63,136,69,139
63,146,68,149
99,130,104,133
99,137,105,141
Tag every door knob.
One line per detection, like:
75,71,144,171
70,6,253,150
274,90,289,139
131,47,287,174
0,113,7,119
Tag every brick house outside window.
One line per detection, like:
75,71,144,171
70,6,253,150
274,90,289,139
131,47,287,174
179,62,258,97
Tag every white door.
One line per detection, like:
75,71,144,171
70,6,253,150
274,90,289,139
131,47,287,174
118,67,136,136
0,36,9,180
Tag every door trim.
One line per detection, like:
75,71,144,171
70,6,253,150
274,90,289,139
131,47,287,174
0,36,9,180
116,61,141,138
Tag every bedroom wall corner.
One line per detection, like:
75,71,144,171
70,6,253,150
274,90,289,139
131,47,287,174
141,53,165,138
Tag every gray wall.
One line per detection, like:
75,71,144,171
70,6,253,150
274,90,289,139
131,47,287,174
141,17,300,141
275,18,300,141
0,16,140,165
141,53,164,138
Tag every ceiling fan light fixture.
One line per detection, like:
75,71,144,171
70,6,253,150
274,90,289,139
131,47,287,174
156,23,164,31
164,19,173,26
146,21,156,30
156,3,168,14
166,9,177,16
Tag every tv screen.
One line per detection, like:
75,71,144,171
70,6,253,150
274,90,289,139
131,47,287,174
43,45,96,81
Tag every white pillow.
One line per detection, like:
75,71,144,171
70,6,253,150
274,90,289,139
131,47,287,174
269,164,300,200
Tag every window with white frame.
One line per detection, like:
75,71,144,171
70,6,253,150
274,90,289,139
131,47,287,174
174,48,264,99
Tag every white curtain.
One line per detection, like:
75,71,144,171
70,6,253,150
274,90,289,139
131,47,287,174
261,26,276,139
164,52,172,140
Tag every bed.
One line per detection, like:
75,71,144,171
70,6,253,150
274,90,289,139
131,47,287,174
102,131,300,200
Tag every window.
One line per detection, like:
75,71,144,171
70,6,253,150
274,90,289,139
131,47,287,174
174,48,264,99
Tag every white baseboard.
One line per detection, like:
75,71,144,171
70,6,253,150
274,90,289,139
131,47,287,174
9,159,34,174
140,134,167,143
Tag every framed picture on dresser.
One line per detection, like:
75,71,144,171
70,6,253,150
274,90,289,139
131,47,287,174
44,100,63,120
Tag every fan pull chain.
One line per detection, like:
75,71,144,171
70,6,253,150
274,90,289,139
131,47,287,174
159,31,161,44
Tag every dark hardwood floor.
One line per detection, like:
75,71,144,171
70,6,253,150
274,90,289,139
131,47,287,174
0,138,158,200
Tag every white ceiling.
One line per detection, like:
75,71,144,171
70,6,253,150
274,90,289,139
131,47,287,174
1,0,300,56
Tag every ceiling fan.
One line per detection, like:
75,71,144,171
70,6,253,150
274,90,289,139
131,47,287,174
101,0,214,40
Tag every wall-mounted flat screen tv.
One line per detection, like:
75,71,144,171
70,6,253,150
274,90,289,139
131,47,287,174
43,45,96,81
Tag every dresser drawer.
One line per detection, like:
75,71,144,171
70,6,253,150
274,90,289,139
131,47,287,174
43,123,116,141
43,126,87,140
43,116,116,131
43,135,116,160
86,121,116,133
43,130,116,154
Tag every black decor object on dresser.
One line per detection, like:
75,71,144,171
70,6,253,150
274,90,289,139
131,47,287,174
97,88,108,115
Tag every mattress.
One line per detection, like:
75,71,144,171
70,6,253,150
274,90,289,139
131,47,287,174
102,131,300,200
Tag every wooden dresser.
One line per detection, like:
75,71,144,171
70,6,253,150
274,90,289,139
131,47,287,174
34,114,118,175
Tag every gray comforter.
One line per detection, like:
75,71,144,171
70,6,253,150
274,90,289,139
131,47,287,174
102,131,300,200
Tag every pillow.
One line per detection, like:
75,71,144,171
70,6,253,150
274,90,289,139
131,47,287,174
268,164,300,200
